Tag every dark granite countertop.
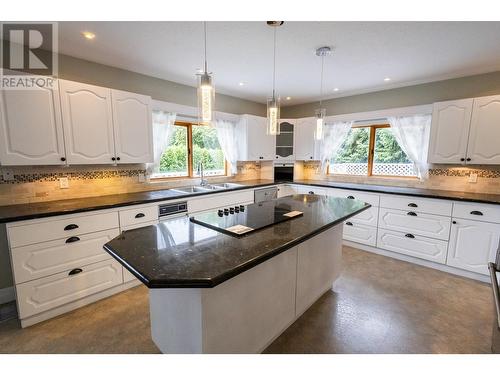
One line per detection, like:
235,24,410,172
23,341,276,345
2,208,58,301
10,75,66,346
293,180,500,205
0,180,276,223
103,194,370,288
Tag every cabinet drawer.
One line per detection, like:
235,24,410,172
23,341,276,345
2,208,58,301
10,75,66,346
343,222,377,247
11,229,119,284
327,189,379,207
119,205,158,228
348,206,378,227
16,258,123,319
188,190,254,214
452,202,500,224
378,208,451,241
295,186,327,195
377,229,448,264
447,218,500,275
380,195,452,216
8,211,119,248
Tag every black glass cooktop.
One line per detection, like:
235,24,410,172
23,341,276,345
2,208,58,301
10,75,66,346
189,199,303,237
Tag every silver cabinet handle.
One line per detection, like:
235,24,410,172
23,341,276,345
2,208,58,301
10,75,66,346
489,263,500,329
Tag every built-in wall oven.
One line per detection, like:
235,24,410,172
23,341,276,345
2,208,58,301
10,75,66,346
274,162,294,182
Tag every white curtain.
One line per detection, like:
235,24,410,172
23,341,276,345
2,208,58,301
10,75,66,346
148,111,176,175
320,121,353,173
214,119,238,175
388,114,432,180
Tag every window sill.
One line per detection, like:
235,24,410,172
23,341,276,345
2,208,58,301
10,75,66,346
327,174,418,180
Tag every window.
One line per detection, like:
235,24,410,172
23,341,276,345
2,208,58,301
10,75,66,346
157,122,226,178
329,124,416,178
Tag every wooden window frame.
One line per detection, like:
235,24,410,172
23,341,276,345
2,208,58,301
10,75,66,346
328,123,417,179
152,121,228,180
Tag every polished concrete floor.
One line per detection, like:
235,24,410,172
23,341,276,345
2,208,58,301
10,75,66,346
0,246,493,354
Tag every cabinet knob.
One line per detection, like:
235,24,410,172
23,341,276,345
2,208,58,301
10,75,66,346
466,157,471,162
345,221,353,226
308,191,314,194
405,233,415,239
452,221,457,224
116,157,121,161
60,157,66,162
460,158,465,162
310,157,313,159
111,157,116,161
276,156,278,159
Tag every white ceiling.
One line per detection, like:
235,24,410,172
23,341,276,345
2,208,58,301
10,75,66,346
58,21,500,106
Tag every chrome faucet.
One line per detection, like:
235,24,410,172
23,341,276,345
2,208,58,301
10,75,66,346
198,162,208,186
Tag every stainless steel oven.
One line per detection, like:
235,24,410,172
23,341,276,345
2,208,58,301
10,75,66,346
274,162,294,182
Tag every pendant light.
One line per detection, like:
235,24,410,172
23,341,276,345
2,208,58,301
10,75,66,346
197,22,214,125
315,46,332,140
266,21,283,136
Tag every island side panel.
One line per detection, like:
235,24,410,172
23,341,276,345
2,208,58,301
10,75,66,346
149,288,203,354
201,247,298,354
296,224,343,317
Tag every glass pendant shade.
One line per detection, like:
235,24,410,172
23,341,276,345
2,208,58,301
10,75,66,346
197,72,214,125
315,108,326,140
267,96,280,135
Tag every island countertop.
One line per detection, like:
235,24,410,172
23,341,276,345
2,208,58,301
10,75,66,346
103,194,369,288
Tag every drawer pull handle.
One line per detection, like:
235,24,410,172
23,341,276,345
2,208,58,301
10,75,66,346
68,268,82,276
470,210,483,216
407,211,417,216
408,203,418,208
347,195,355,199
65,236,80,243
135,213,145,219
64,224,79,231
405,233,415,239
345,221,353,226
308,191,315,194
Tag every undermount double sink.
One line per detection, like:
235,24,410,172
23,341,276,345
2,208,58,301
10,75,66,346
170,183,244,195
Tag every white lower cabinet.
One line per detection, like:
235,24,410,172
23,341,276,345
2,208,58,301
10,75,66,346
277,185,297,198
378,208,451,241
16,259,123,319
349,206,379,227
377,229,448,264
343,222,377,247
446,218,500,275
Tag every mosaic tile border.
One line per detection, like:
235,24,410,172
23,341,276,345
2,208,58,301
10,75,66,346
0,169,146,184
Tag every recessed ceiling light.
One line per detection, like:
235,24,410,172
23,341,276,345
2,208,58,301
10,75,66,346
238,82,245,86
81,31,96,40
286,96,292,100
333,88,339,92
384,77,391,82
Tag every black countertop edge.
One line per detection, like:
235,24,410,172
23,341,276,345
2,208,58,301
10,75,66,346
292,180,500,205
105,202,371,288
0,181,277,224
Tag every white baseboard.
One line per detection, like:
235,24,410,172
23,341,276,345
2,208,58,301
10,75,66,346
344,240,490,284
0,287,15,304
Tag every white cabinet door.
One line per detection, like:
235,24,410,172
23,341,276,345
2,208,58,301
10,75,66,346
111,89,153,164
467,95,500,164
294,118,316,161
59,80,116,164
428,99,473,164
275,120,295,161
237,115,275,161
447,218,500,275
0,85,66,165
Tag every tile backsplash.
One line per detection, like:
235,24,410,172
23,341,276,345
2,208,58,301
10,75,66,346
300,161,500,194
0,161,273,206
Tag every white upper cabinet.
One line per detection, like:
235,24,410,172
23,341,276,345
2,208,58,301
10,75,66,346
275,120,295,161
111,89,153,164
59,80,116,164
467,95,500,164
295,118,319,161
0,85,66,165
236,114,275,161
428,98,473,164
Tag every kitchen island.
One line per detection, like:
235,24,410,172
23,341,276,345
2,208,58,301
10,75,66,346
104,194,369,353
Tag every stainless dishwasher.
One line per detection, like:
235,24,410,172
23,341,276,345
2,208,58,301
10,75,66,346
254,186,278,203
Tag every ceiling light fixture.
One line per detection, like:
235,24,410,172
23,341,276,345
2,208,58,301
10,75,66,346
81,31,95,40
266,21,284,136
384,77,391,82
286,96,291,100
238,82,245,86
197,22,214,125
314,46,332,141
333,88,339,92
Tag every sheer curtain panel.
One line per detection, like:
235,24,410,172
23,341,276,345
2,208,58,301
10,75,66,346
148,111,176,175
214,119,238,175
320,121,353,173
